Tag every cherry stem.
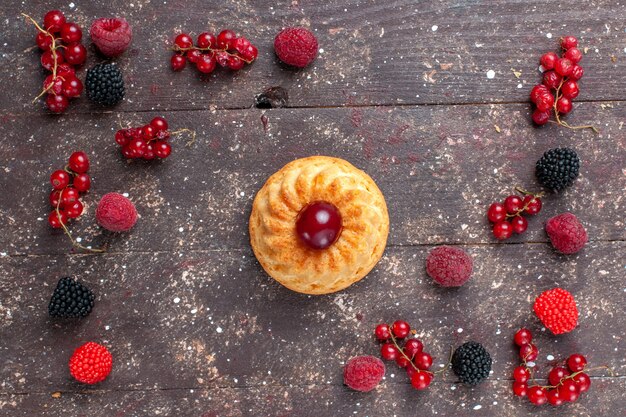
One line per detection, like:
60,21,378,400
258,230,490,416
172,44,254,65
55,188,106,253
22,13,61,103
552,79,599,134
387,325,433,375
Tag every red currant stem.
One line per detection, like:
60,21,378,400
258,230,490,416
170,128,196,147
514,187,545,198
55,188,106,254
431,345,454,375
22,13,62,101
387,326,432,375
524,364,614,390
172,45,255,65
552,79,599,134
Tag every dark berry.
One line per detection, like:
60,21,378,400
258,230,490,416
295,202,342,249
48,276,94,318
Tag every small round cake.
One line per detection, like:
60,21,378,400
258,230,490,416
249,156,389,295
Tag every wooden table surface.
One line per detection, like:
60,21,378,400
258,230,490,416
0,1,624,416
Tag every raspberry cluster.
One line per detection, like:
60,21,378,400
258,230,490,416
343,356,385,392
23,10,86,113
512,328,600,406
170,30,258,74
115,116,194,160
374,320,436,390
530,36,596,132
545,213,587,254
69,342,113,384
487,188,543,240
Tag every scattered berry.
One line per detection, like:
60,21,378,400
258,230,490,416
343,356,385,392
274,27,318,68
69,342,112,384
95,192,138,232
535,147,580,192
545,212,587,254
533,288,578,335
425,245,473,287
90,17,132,57
451,341,492,385
48,276,95,318
85,63,125,106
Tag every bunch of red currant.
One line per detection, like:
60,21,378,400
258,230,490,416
48,152,91,229
23,10,86,113
374,321,436,390
512,328,605,406
487,188,543,240
530,36,596,132
115,116,194,160
170,30,258,74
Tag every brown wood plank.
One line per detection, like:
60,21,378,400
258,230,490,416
1,243,624,393
1,378,625,417
2,0,625,113
0,103,623,256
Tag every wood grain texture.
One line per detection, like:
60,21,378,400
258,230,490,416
1,0,625,113
1,0,625,416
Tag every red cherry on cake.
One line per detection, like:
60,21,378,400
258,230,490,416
296,201,342,249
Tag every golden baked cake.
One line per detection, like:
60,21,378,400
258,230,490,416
249,156,389,295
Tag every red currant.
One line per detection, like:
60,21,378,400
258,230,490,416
564,47,582,64
64,43,87,66
216,29,236,49
543,71,562,90
226,55,245,71
46,93,69,113
535,93,555,112
43,10,66,33
511,215,528,234
532,109,551,125
60,187,79,207
567,354,587,372
73,173,91,192
186,49,202,64
215,51,230,67
406,365,417,380
493,220,513,240
396,355,411,368
572,372,591,392
154,141,172,159
36,32,53,51
519,343,538,361
50,170,70,190
60,22,82,43
522,196,542,215
504,195,523,214
561,36,578,50
374,323,391,341
569,65,584,81
527,386,547,406
554,58,573,77
56,64,75,78
171,55,187,71
174,33,193,49
62,76,83,98
403,339,423,359
487,202,506,223
197,54,217,73
142,125,155,140
391,320,410,339
68,151,89,173
514,328,532,346
540,52,558,70
410,371,432,390
115,130,130,146
380,343,399,361
40,50,64,71
556,97,573,114
48,210,68,228
295,202,342,249
197,32,216,48
65,200,83,218
530,84,550,103
546,389,564,406
561,80,579,99
50,190,62,207
512,381,528,397
150,117,168,132
44,75,64,95
548,367,571,386
143,143,156,160
558,379,580,402
513,366,530,383
414,352,433,370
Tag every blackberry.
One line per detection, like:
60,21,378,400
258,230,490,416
451,341,492,385
85,63,125,106
535,147,580,192
48,277,95,318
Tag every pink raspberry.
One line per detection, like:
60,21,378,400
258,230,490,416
343,355,385,392
274,27,318,68
545,213,587,254
96,193,137,232
90,17,132,57
426,246,473,287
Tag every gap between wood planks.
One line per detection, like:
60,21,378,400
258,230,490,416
0,239,624,259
